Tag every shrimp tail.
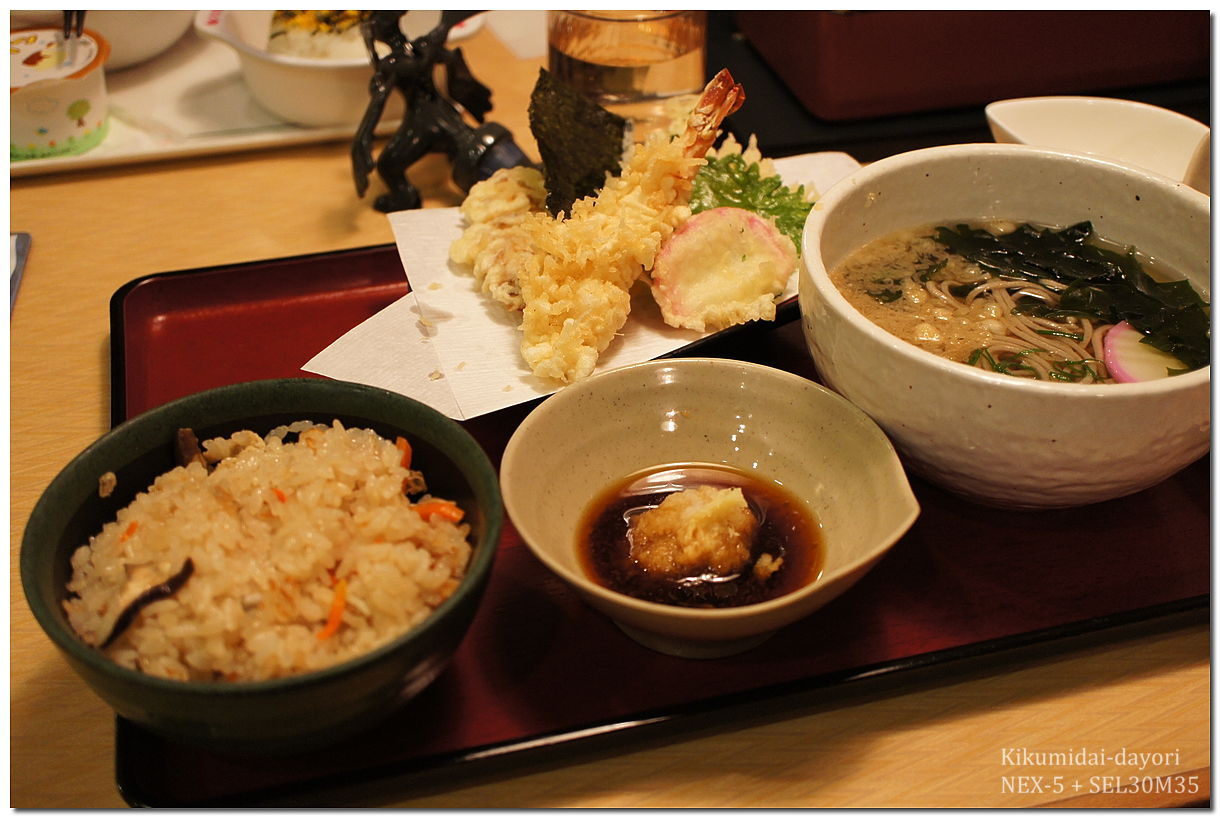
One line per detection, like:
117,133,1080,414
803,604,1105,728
683,68,746,157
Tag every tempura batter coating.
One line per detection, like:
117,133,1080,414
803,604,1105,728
449,166,548,311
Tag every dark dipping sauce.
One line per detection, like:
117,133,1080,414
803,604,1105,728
578,463,825,608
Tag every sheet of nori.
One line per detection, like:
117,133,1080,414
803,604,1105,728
528,69,628,216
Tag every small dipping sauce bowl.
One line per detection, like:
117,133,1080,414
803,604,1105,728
501,358,919,659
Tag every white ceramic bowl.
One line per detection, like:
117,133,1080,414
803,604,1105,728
88,10,195,70
799,143,1211,510
194,9,404,128
9,11,193,70
986,96,1210,192
500,358,919,659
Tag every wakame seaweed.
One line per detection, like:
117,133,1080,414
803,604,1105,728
528,69,628,217
689,152,814,253
932,222,1210,370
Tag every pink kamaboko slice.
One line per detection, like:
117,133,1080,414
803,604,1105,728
1103,320,1190,382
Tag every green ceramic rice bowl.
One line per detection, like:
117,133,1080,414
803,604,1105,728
21,378,501,752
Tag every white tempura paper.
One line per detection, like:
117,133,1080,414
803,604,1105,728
302,151,861,420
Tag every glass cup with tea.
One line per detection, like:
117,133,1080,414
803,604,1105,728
547,10,708,140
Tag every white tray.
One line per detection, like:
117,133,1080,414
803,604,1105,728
9,13,493,178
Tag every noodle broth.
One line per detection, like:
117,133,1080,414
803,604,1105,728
829,220,1208,384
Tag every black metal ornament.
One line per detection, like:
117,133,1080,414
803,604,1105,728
351,10,530,212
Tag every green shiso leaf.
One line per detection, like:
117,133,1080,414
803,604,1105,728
689,152,813,253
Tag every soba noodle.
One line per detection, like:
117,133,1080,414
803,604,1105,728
829,220,1207,384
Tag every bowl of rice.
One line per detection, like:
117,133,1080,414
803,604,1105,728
193,10,408,127
799,143,1210,509
21,378,501,751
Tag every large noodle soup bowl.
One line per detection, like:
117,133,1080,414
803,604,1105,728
799,143,1210,509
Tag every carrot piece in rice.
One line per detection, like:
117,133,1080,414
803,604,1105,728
415,499,465,523
317,577,348,640
395,436,412,469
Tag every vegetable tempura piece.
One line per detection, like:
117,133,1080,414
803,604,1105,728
650,206,797,333
449,165,548,311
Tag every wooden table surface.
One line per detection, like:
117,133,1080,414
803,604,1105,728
9,14,1209,808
